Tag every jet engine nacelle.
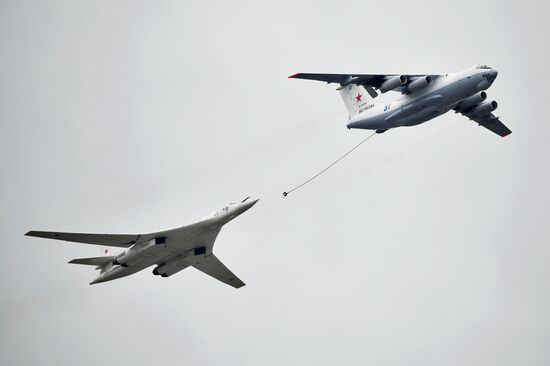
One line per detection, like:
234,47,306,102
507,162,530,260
457,91,487,109
406,76,433,93
152,247,206,278
379,75,407,93
152,259,185,278
471,100,498,116
113,237,166,267
113,249,143,267
152,266,170,277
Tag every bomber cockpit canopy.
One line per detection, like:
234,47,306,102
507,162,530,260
222,202,237,211
475,64,492,70
209,202,238,218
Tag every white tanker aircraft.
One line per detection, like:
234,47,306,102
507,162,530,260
25,197,259,287
289,65,511,137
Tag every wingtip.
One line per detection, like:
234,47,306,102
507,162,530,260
288,73,300,79
25,230,35,237
502,131,512,137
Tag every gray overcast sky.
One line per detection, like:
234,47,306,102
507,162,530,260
1,0,549,365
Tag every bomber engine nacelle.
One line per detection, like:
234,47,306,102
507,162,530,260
152,262,187,278
112,250,136,267
457,91,487,110
152,247,207,277
379,75,407,93
113,249,143,267
470,100,498,117
113,237,166,267
152,265,171,277
406,76,432,93
152,257,187,278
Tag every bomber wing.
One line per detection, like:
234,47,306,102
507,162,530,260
155,228,245,288
25,231,141,248
25,221,208,248
187,253,245,288
289,72,442,95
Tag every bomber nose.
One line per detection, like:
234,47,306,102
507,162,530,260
241,198,259,211
491,69,498,79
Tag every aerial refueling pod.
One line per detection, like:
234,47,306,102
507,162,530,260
379,75,407,93
470,100,498,117
457,91,487,110
406,76,432,93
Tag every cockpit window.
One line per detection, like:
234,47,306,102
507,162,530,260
223,203,237,211
475,64,491,69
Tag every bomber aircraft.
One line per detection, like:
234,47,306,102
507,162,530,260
289,65,511,137
25,197,259,287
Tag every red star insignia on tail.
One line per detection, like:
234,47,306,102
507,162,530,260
356,93,362,103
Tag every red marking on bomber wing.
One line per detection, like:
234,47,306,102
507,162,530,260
356,93,362,103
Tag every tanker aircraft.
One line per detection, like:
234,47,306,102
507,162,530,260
25,197,259,287
289,65,511,137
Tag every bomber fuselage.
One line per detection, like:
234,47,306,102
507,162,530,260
90,198,259,284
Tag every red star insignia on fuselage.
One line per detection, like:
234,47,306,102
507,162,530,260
104,249,108,254
356,93,362,103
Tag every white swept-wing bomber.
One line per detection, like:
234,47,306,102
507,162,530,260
25,197,259,287
289,65,511,137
